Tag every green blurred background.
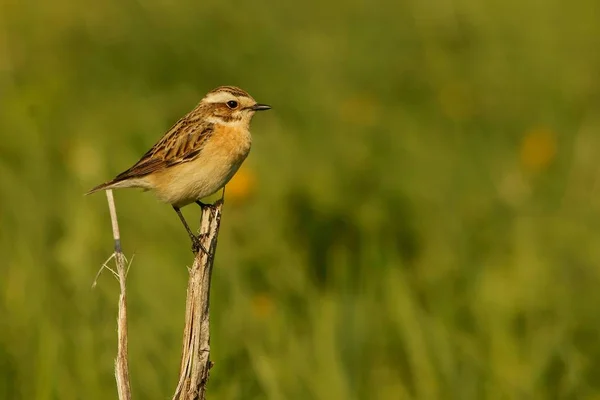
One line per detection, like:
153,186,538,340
1,0,600,398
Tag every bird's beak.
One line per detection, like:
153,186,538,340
251,103,271,111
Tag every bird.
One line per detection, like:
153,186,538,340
87,85,271,253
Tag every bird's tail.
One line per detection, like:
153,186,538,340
85,177,149,196
85,180,120,195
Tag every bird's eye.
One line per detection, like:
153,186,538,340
226,100,238,109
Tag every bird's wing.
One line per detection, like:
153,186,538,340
112,116,214,182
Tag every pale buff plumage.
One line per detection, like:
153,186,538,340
87,85,270,252
148,128,250,206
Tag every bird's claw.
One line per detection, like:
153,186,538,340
196,200,217,212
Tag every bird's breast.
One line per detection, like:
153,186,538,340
150,125,252,207
209,124,252,162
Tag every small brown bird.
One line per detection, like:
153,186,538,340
87,85,271,252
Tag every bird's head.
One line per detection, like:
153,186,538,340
199,86,271,127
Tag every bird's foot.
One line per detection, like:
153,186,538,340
195,200,217,211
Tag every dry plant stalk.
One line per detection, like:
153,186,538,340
98,190,223,400
105,189,132,400
173,199,224,400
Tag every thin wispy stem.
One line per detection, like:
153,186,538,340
105,189,132,400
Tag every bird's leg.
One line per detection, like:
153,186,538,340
193,201,213,247
172,206,209,255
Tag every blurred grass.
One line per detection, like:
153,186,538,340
1,0,600,398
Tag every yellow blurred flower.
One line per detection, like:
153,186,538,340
520,127,557,173
226,164,257,203
251,293,274,319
